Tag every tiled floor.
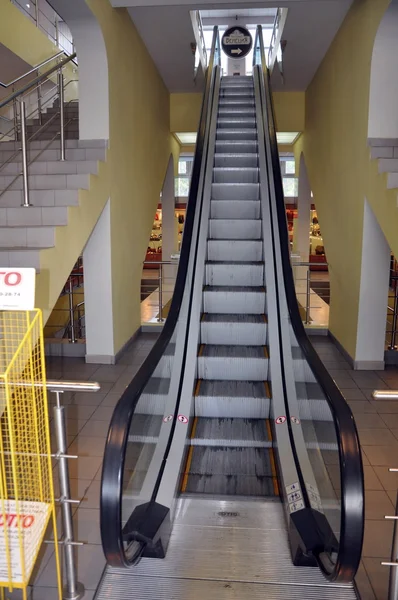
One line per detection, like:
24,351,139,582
8,332,398,599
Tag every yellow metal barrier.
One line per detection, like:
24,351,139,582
0,309,61,600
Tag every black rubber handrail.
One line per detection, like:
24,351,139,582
100,27,220,568
255,25,364,583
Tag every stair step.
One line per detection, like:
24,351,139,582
196,379,270,418
212,182,259,201
219,99,255,108
0,189,79,208
218,108,255,118
209,218,261,239
210,200,260,220
213,167,259,184
378,158,398,172
214,154,258,168
218,118,256,129
215,140,258,154
370,146,395,159
0,206,68,227
387,172,398,188
204,286,266,314
0,173,90,191
191,417,269,447
198,344,268,381
217,129,257,141
219,89,254,98
0,160,99,176
0,226,55,248
0,248,41,270
188,445,272,476
201,314,267,345
207,239,262,262
135,378,170,415
205,261,264,287
0,148,106,163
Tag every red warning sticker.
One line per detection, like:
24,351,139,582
163,415,173,423
275,416,286,424
178,415,189,424
291,416,300,424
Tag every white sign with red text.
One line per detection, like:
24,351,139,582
0,500,51,584
0,268,35,310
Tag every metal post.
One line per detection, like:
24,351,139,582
52,392,84,600
55,13,59,47
35,0,39,27
37,81,42,126
389,284,398,350
68,278,76,343
20,101,31,208
12,85,18,141
305,267,311,325
157,262,164,322
58,69,65,161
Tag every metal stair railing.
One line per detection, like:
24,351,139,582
0,51,78,207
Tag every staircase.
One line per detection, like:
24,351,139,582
26,100,79,141
0,137,106,270
370,138,398,193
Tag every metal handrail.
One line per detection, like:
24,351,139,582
0,52,77,110
0,51,65,89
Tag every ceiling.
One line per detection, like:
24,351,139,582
119,0,353,93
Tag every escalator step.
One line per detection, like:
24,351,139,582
183,474,277,496
192,417,270,447
195,379,271,419
187,446,273,477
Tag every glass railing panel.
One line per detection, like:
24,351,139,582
291,339,341,565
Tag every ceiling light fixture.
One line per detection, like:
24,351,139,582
175,132,197,145
276,132,301,144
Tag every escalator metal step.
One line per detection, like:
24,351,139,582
196,379,270,418
184,473,276,496
218,108,256,118
295,381,334,421
214,153,258,168
205,261,264,287
292,345,317,383
207,239,262,261
201,313,267,345
217,128,257,141
218,118,256,129
209,218,261,239
127,414,162,443
204,285,266,314
213,167,259,183
198,344,268,381
215,140,258,153
210,200,260,219
192,417,270,447
212,182,259,200
188,445,274,476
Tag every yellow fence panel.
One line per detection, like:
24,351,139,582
0,309,61,600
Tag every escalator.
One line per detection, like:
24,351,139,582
96,26,364,599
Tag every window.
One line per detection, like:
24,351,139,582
280,156,298,199
175,156,194,197
283,178,298,197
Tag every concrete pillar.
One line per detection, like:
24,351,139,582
161,155,178,284
354,199,390,369
84,200,115,363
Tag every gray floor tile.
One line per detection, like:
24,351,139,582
94,463,103,480
91,406,115,421
355,561,376,600
68,456,102,480
73,507,101,544
81,479,101,509
373,467,398,491
358,429,398,446
69,391,108,406
37,543,105,590
353,413,388,429
90,364,128,382
371,400,398,414
69,435,106,457
79,419,110,438
381,414,398,428
363,558,390,600
62,418,87,436
100,392,122,407
387,490,397,506
64,404,97,420
348,400,377,414
362,445,398,467
363,466,384,491
362,519,394,557
340,388,366,400
365,490,395,520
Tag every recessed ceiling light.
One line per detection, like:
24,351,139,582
26,3,30,7
276,132,301,144
175,132,197,145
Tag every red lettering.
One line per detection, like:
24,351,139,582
0,513,34,528
22,515,34,528
0,271,22,286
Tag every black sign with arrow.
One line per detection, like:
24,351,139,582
221,26,253,60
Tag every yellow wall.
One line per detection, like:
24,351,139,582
297,0,396,358
171,91,305,134
87,0,179,354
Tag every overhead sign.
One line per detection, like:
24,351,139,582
0,268,35,310
221,26,253,60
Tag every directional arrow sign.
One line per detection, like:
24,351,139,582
221,26,253,60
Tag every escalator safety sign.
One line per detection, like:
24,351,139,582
178,415,188,424
163,415,173,423
289,500,304,514
275,416,286,424
291,416,300,424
